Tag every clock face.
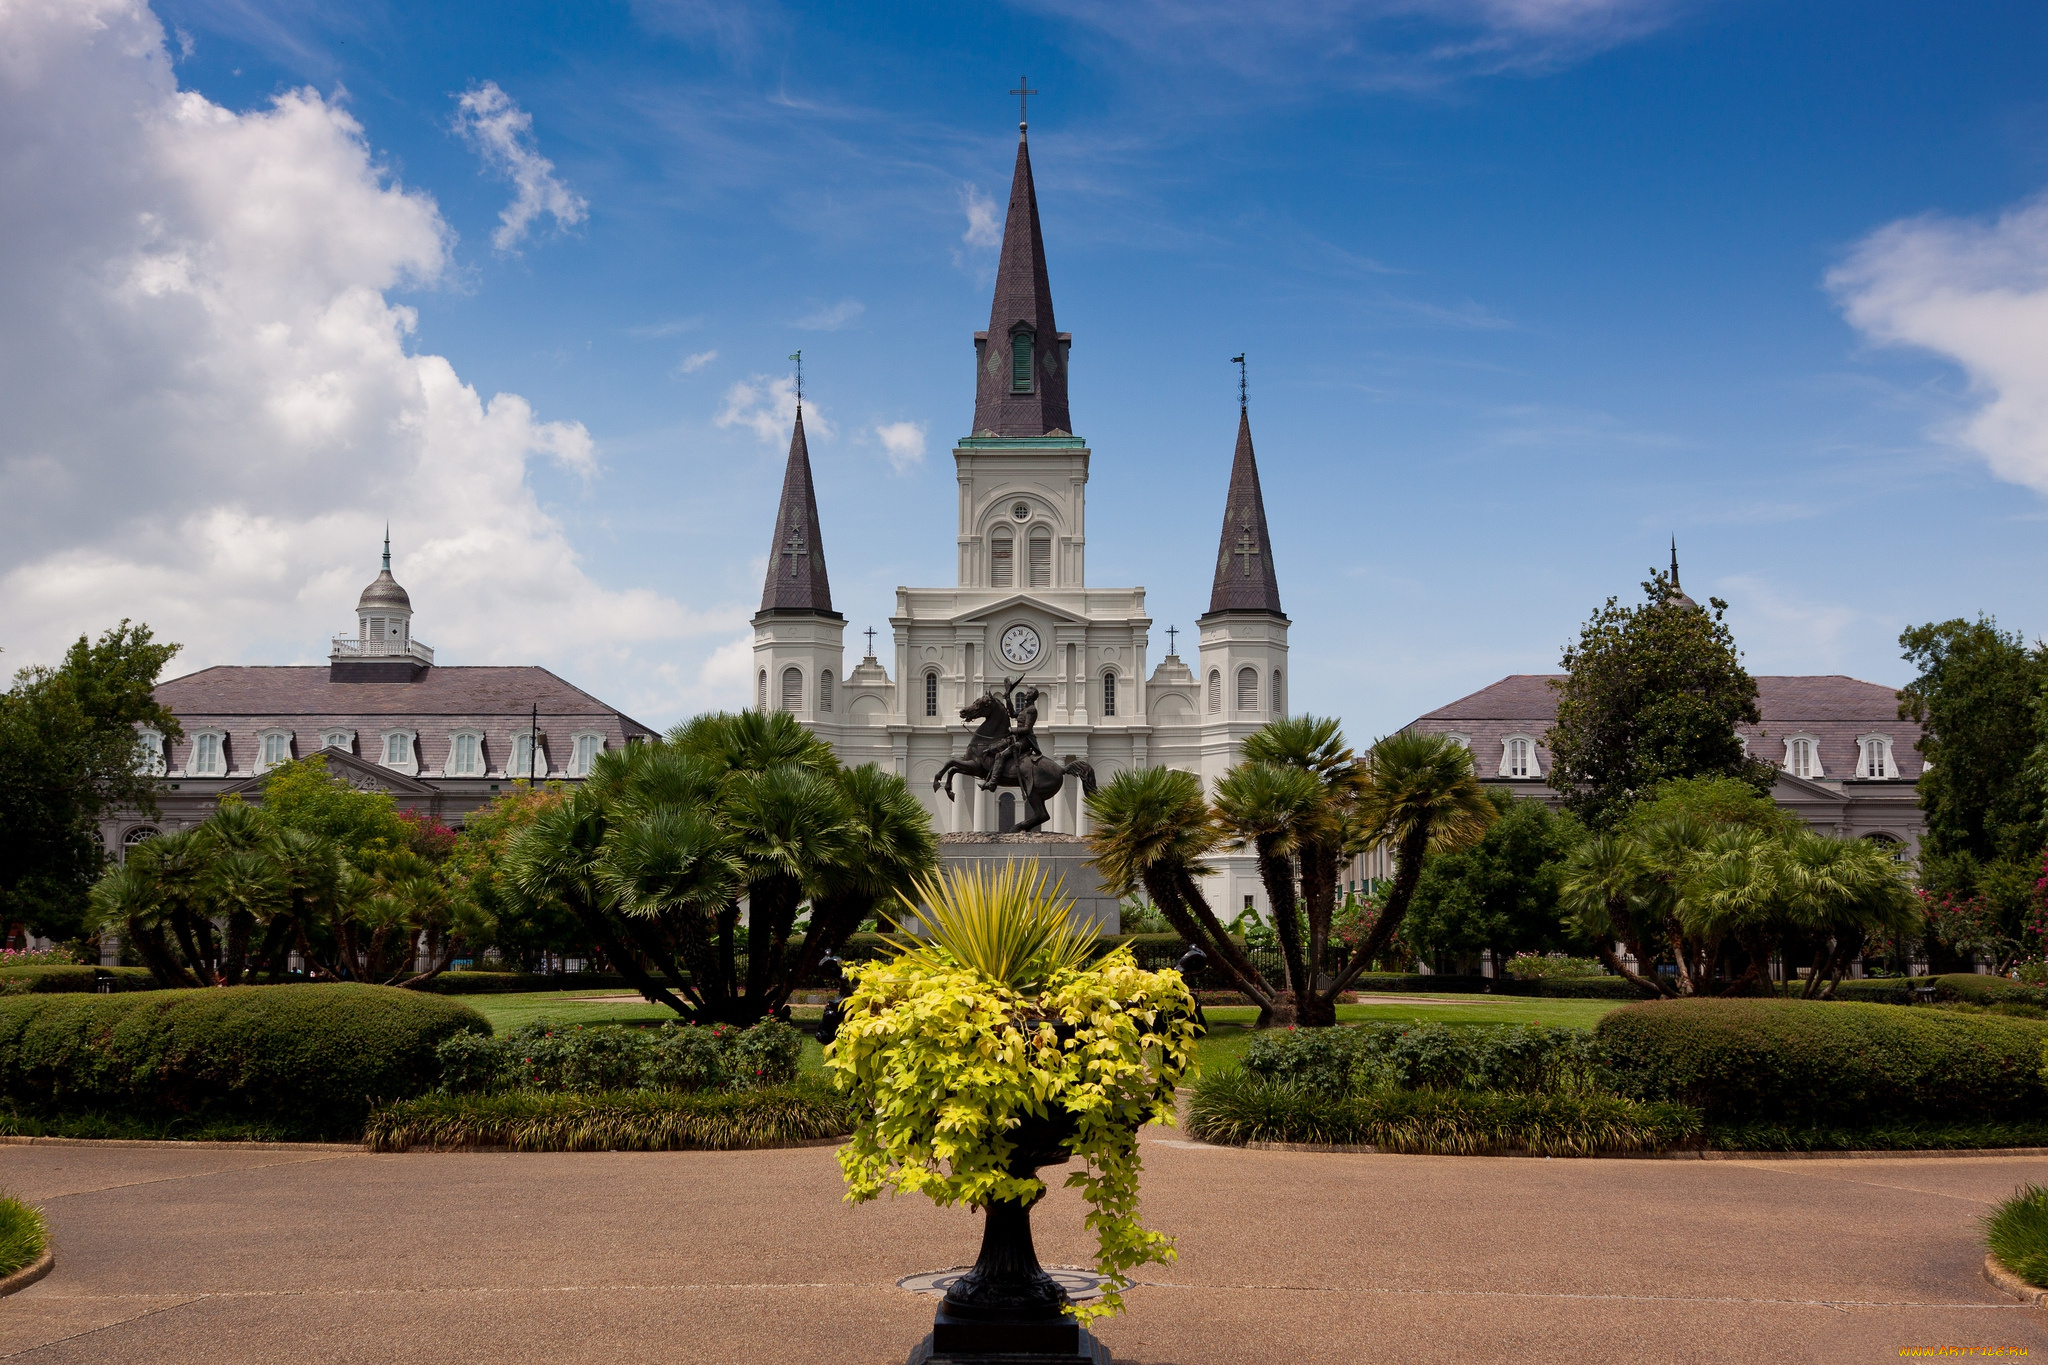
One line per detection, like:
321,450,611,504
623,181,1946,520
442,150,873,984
999,624,1041,666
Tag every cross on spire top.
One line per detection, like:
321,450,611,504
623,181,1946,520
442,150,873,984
1010,75,1037,132
1232,353,1246,411
1166,624,1179,655
864,626,877,657
788,350,802,410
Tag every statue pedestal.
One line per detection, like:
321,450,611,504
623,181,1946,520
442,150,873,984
934,834,1120,934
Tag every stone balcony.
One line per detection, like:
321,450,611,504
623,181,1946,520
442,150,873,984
329,635,435,665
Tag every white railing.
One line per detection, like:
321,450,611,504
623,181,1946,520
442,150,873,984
330,635,435,665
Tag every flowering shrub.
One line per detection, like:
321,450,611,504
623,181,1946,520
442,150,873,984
828,944,1196,1323
0,947,79,968
1502,952,1605,980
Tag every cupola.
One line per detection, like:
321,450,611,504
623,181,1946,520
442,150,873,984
330,529,434,681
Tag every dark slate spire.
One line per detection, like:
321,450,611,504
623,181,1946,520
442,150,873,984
758,408,839,617
972,128,1072,437
1206,407,1284,616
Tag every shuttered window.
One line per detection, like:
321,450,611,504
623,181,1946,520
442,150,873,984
758,671,768,713
820,670,834,713
991,534,1012,587
1028,535,1051,588
1237,667,1259,711
1011,332,1033,393
1208,671,1221,714
1272,670,1283,717
781,667,803,712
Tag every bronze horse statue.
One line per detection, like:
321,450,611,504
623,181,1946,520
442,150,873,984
933,689,1096,833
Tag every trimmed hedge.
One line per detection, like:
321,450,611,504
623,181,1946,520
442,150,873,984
365,1078,859,1152
419,972,642,995
0,984,489,1139
1825,978,1922,1004
1933,974,2048,1008
0,966,159,995
1241,1022,1606,1096
437,1018,804,1094
1595,998,2048,1123
1187,1070,1699,1155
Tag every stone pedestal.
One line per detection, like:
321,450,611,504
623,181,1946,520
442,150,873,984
933,833,1119,934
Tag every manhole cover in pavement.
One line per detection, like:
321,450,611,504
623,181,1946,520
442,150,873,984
897,1266,1110,1301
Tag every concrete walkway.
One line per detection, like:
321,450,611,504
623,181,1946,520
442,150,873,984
2,1136,2043,1363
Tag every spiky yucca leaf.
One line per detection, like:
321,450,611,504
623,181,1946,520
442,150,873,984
890,861,1099,991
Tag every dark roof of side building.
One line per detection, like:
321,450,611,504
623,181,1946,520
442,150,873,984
1409,673,1920,783
153,665,657,778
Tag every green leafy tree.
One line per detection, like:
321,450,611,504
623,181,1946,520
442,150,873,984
1546,570,1775,827
1403,790,1583,972
1899,617,2048,946
445,785,575,969
0,621,182,941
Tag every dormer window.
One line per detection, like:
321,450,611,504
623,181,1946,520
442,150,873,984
256,730,294,772
320,729,355,754
380,731,418,775
1010,331,1034,393
512,730,546,779
187,731,226,777
446,730,485,777
134,728,166,776
1858,734,1897,779
568,732,604,778
1499,735,1541,779
1783,735,1821,779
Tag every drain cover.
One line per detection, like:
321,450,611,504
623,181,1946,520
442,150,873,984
897,1266,1110,1301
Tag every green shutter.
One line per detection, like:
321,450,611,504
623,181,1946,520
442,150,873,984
1011,332,1033,393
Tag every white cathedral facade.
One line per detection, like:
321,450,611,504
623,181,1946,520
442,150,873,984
749,116,1289,920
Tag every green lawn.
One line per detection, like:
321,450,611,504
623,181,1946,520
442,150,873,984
1192,995,1624,1075
460,990,830,1073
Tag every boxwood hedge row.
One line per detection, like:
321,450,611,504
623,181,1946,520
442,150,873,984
1595,998,2048,1123
0,984,489,1139
0,966,159,995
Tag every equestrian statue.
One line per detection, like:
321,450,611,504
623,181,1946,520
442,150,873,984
932,675,1096,833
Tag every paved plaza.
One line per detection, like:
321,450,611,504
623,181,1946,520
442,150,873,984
2,1136,2044,1363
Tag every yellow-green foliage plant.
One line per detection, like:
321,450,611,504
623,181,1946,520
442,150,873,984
828,862,1198,1323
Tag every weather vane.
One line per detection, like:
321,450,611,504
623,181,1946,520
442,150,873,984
1010,75,1038,130
788,350,802,410
1232,353,1247,410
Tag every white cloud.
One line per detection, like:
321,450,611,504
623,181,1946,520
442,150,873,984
715,375,830,444
0,0,739,708
677,349,718,373
1830,192,2048,495
792,298,863,330
452,80,588,252
630,316,703,338
874,420,926,473
960,184,1001,248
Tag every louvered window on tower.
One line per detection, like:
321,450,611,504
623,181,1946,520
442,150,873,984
781,666,803,712
757,671,767,713
991,533,1013,587
1028,534,1051,588
1011,332,1033,393
925,671,939,718
820,670,834,713
1273,670,1284,716
1208,670,1221,713
1237,667,1259,711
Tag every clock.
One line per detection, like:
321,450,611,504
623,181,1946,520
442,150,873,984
999,624,1041,666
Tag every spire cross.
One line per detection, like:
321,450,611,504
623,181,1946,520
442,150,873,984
1009,76,1037,130
1234,531,1260,579
1166,624,1178,655
782,524,808,579
1232,353,1246,410
788,350,802,411
864,626,877,656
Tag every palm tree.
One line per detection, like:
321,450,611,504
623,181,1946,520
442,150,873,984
1085,766,1281,1023
1784,833,1919,998
1557,833,1664,996
719,762,854,1010
132,829,218,984
1241,716,1366,999
1329,730,1495,996
1213,760,1330,1024
1678,826,1790,996
204,848,287,984
87,860,192,985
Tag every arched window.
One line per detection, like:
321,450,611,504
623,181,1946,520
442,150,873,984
1208,670,1221,714
1858,735,1895,779
1028,533,1051,588
990,531,1013,588
819,670,834,713
758,671,768,713
1502,737,1536,778
1272,670,1283,717
781,666,804,712
187,731,225,777
134,728,165,776
925,671,940,718
1011,331,1034,393
1101,670,1116,717
447,731,485,777
1784,736,1819,779
1237,666,1259,712
121,826,159,863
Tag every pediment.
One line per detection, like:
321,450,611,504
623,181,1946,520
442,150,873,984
1769,770,1843,801
224,748,440,800
948,594,1093,627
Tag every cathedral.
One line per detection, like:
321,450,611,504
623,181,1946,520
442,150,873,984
749,114,1284,920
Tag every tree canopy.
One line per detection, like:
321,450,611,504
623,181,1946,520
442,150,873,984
1546,570,1775,827
1403,790,1583,971
0,621,182,941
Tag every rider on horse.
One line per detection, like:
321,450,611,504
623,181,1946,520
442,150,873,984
979,677,1042,792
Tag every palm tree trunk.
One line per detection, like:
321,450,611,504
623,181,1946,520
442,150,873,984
170,910,215,985
749,873,803,1006
1301,841,1337,992
1139,865,1277,1017
1256,843,1320,1026
1329,825,1430,997
716,902,741,1000
1592,943,1664,998
128,916,195,986
1167,865,1281,1026
565,896,692,1016
1818,928,1864,1000
223,910,254,985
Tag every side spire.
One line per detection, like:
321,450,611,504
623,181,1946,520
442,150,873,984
758,405,838,617
1206,400,1284,617
972,105,1071,437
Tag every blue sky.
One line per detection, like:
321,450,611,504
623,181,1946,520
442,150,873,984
7,0,2048,737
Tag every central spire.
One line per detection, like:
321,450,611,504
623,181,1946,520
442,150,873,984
972,118,1071,438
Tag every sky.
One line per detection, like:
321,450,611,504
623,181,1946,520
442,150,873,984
5,0,2048,740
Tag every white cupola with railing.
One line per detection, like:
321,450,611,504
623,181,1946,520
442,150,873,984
330,530,434,673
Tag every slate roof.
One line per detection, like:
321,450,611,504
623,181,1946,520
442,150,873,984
1408,674,1921,783
1203,407,1285,617
758,408,838,616
972,130,1072,438
153,665,657,779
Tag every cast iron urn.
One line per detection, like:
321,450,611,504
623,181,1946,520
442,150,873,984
907,1105,1110,1365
